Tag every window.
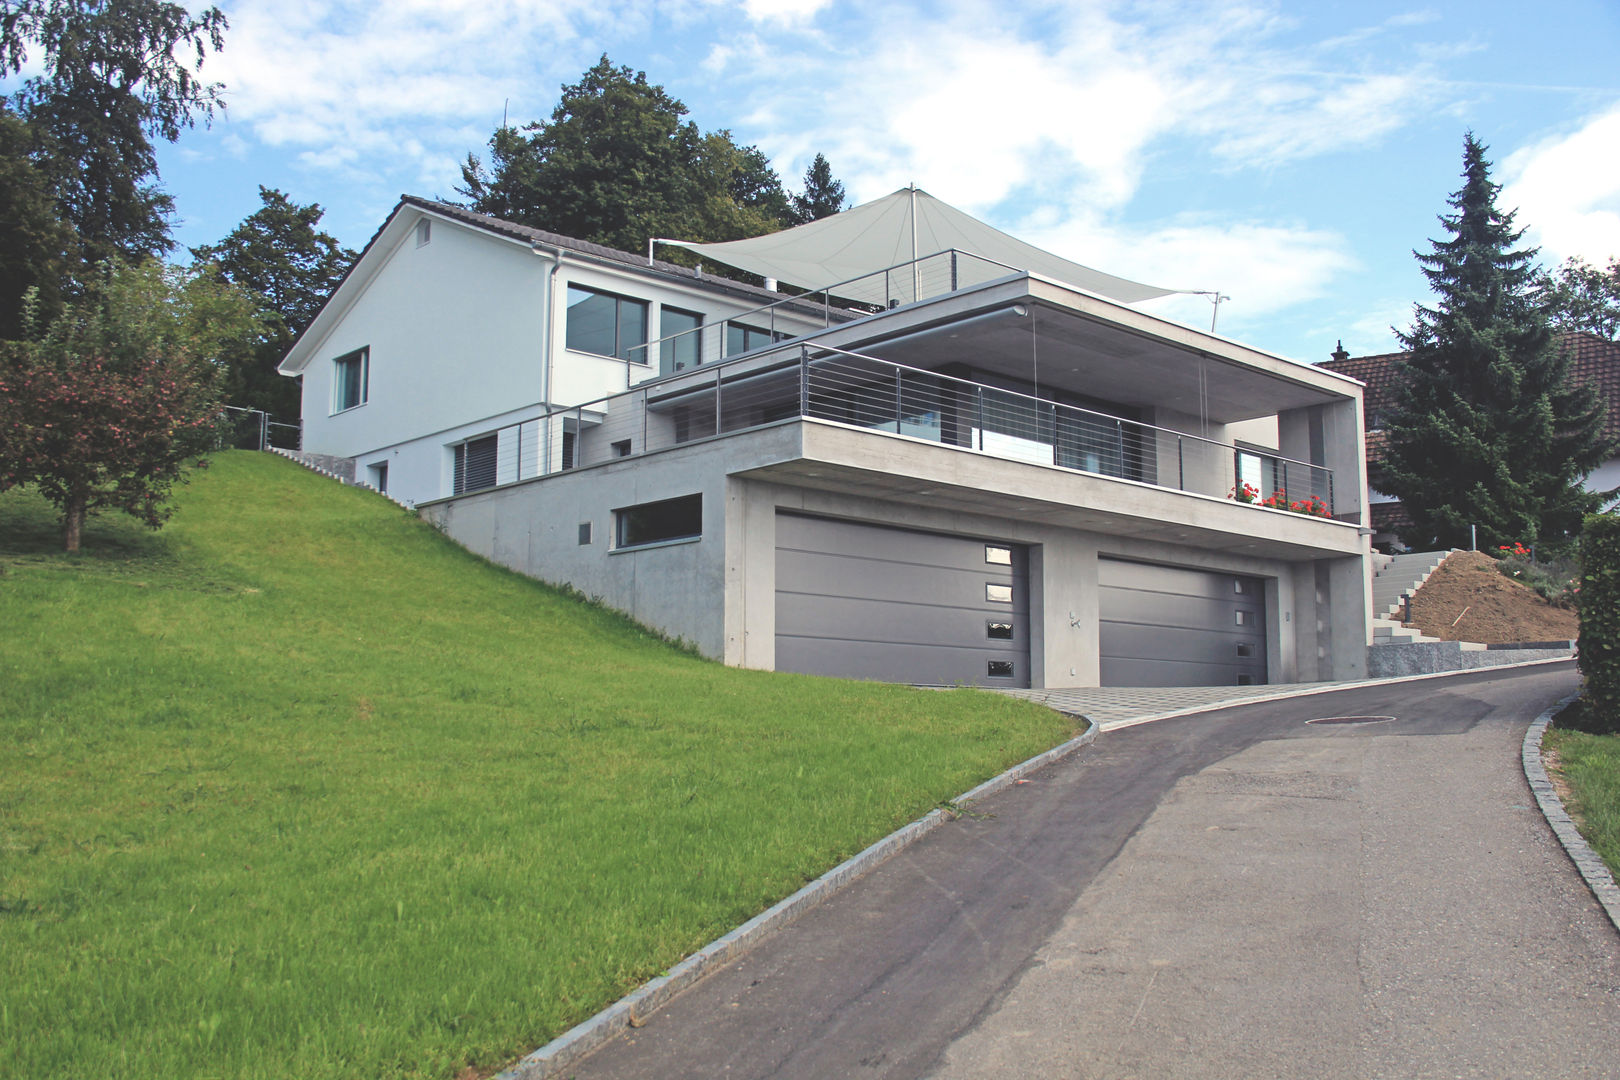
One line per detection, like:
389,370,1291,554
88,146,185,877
660,306,702,374
985,545,1012,566
615,494,702,549
453,434,498,495
725,321,786,356
987,621,1014,640
567,285,649,362
987,660,1015,678
578,522,593,546
986,583,1013,603
333,347,368,412
415,219,431,246
612,439,632,457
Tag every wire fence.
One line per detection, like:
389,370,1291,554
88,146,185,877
218,405,301,452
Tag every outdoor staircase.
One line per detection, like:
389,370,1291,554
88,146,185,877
1369,549,1455,649
267,447,415,510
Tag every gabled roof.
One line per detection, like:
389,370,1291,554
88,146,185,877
1320,331,1620,442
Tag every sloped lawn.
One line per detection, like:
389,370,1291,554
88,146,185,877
0,453,1074,1079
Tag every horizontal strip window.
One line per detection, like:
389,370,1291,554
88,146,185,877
725,321,787,357
615,494,702,549
567,285,649,362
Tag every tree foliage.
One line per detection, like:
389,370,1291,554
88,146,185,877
1578,513,1620,731
191,186,356,417
1380,134,1613,550
457,56,793,252
0,0,228,268
0,101,73,339
0,260,260,550
1537,255,1620,341
791,153,847,224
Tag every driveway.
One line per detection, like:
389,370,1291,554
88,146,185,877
568,663,1620,1079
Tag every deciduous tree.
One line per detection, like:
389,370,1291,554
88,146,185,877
1537,255,1620,341
191,186,356,417
457,56,792,252
1381,133,1613,550
0,0,228,267
0,260,260,550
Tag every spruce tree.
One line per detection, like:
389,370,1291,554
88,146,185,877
1381,133,1613,550
790,153,847,224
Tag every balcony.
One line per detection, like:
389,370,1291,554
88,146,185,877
451,340,1341,523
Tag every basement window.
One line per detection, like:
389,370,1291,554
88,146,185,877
615,494,702,550
453,434,498,495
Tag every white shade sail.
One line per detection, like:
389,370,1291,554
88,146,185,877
666,187,1176,305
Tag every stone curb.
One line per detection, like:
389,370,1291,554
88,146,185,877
1091,655,1575,732
1522,695,1620,935
496,718,1100,1080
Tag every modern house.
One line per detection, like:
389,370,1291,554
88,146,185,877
280,191,1373,690
1320,332,1620,549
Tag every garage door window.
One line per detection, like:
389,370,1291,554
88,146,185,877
987,621,1014,640
615,494,702,549
988,660,1015,678
985,545,1012,565
986,583,1013,603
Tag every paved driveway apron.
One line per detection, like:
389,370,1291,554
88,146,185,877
570,664,1620,1079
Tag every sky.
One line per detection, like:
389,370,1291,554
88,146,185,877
21,0,1620,364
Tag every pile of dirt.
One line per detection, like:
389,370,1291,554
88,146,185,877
1404,550,1578,644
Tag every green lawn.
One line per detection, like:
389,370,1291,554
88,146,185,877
1545,713,1620,883
0,453,1075,1079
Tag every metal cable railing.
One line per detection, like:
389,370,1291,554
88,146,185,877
448,341,1336,515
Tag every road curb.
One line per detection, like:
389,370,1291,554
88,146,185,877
496,717,1100,1079
1522,695,1620,936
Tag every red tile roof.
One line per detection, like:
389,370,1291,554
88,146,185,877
1319,331,1620,445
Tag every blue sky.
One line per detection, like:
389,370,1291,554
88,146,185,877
26,0,1620,363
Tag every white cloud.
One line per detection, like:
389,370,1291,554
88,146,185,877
1501,101,1620,265
741,0,835,22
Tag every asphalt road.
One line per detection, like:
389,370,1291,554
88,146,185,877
568,663,1620,1079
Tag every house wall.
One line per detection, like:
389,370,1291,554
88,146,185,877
295,211,827,507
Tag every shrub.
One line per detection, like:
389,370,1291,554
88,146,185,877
1578,514,1620,733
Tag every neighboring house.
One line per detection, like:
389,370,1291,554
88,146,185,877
281,193,1372,691
1320,332,1620,549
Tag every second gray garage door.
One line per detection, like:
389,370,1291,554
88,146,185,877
1099,558,1267,687
775,513,1030,687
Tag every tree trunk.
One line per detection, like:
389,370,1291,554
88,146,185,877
63,494,85,552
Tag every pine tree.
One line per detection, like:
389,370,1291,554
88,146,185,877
790,153,846,225
1381,133,1613,550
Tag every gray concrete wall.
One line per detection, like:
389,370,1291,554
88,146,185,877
421,421,1369,688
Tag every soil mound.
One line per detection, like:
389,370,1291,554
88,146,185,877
1404,550,1578,644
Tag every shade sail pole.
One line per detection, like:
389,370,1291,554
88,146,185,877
909,184,919,302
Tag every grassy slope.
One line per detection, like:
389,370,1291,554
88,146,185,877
1545,725,1620,882
0,453,1074,1080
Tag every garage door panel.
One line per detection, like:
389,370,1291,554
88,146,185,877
1100,558,1267,687
775,514,1029,688
777,637,1027,687
777,592,1025,651
777,551,1023,612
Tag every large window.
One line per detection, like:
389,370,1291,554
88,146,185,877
724,321,787,357
453,434,498,495
567,285,649,362
615,494,702,549
660,306,702,374
333,347,369,412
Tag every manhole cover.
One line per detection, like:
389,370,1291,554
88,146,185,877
1305,715,1396,726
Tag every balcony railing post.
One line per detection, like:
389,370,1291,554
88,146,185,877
1050,401,1059,466
714,365,723,436
950,250,959,292
1178,436,1185,491
1327,471,1335,516
894,364,903,433
799,346,810,418
976,387,985,451
1115,418,1124,479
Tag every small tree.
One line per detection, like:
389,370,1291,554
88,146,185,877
790,153,847,224
0,260,260,551
1537,255,1620,341
1380,133,1613,550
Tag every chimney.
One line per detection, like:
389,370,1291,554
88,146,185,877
1330,340,1350,364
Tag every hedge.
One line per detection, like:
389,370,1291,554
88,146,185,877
1578,513,1620,733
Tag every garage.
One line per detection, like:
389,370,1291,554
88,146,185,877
1099,558,1267,687
775,513,1030,687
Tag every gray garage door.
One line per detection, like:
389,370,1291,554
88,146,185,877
775,513,1030,687
1099,558,1267,687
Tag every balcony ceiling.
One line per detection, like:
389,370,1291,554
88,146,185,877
857,303,1343,424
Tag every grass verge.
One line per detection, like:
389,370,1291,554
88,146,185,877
0,453,1075,1080
1545,700,1620,883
